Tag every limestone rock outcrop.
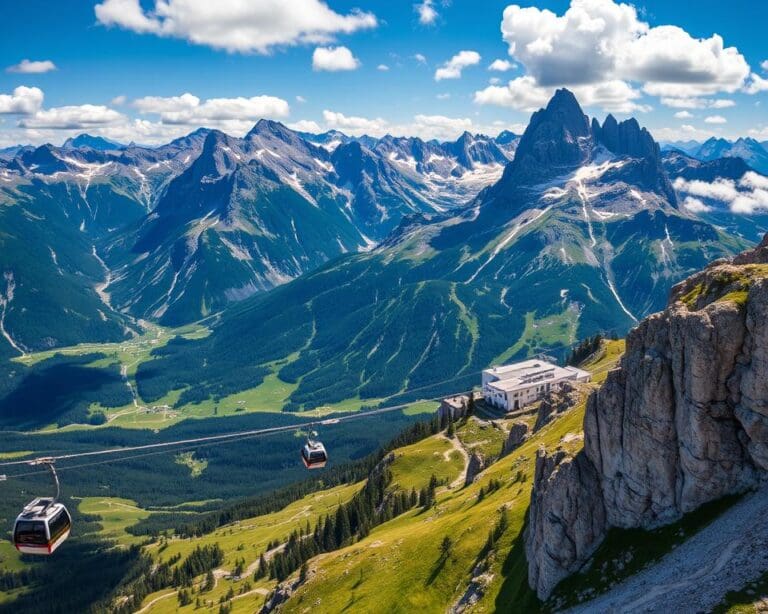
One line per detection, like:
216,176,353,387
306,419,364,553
465,451,489,486
502,421,530,456
525,236,768,600
533,381,588,432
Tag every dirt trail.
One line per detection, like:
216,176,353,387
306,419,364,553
568,487,768,613
440,434,469,489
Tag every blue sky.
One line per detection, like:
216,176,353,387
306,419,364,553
1,0,767,146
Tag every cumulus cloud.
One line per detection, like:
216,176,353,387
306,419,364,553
415,0,438,25
488,59,515,72
434,50,480,81
19,105,124,129
321,109,499,141
682,196,712,213
745,73,768,95
704,115,727,124
490,0,752,113
413,53,427,64
660,97,735,109
94,0,377,54
377,64,390,71
111,95,127,105
0,86,45,115
6,59,57,74
674,173,768,214
474,75,650,113
763,60,768,72
322,110,388,135
287,119,322,133
296,95,307,103
312,46,360,71
436,93,450,100
674,111,693,119
133,92,290,123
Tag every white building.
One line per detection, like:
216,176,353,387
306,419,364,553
482,359,591,412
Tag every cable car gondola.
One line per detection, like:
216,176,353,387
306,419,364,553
301,428,328,469
12,459,71,555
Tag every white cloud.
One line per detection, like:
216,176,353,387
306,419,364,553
674,173,768,214
415,0,438,25
412,114,473,138
19,105,124,129
6,59,57,74
762,60,768,72
0,86,44,115
312,46,360,71
489,77,501,85
674,110,693,119
133,92,290,124
377,64,390,71
321,109,499,141
288,119,322,133
322,110,388,135
497,0,750,109
704,115,727,124
488,59,515,72
474,75,650,113
111,95,127,105
660,97,735,109
94,0,377,54
414,53,427,64
436,93,450,100
745,73,768,95
434,50,480,81
682,196,712,213
296,95,307,103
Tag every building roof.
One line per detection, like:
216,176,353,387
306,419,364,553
484,360,590,394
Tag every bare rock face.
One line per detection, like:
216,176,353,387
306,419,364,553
533,381,588,432
465,451,488,486
526,448,606,599
525,237,768,600
502,421,530,456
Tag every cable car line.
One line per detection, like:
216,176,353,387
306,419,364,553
0,386,475,476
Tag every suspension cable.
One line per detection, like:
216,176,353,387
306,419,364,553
0,387,476,474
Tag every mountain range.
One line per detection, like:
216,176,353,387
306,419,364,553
663,136,768,174
0,87,766,413
129,89,754,413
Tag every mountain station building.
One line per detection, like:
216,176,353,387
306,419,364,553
482,359,591,412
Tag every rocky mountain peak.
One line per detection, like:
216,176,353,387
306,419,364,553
497,88,592,186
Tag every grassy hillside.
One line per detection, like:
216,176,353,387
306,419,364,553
0,340,625,613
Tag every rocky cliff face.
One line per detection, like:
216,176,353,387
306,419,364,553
526,235,768,600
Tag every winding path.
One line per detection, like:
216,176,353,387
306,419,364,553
568,487,768,613
441,434,470,489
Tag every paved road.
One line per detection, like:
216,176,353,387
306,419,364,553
568,486,768,613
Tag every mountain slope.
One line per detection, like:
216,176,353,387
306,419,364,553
134,89,747,413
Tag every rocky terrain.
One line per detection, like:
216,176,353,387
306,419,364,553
526,234,768,600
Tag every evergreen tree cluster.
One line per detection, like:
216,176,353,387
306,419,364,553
476,477,503,502
109,545,222,613
566,334,604,366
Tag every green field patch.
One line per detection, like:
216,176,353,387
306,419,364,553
389,436,465,492
175,452,208,478
456,417,507,459
0,450,32,460
493,306,580,365
77,497,154,546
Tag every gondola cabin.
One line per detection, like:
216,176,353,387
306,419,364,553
13,498,71,555
301,441,328,469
